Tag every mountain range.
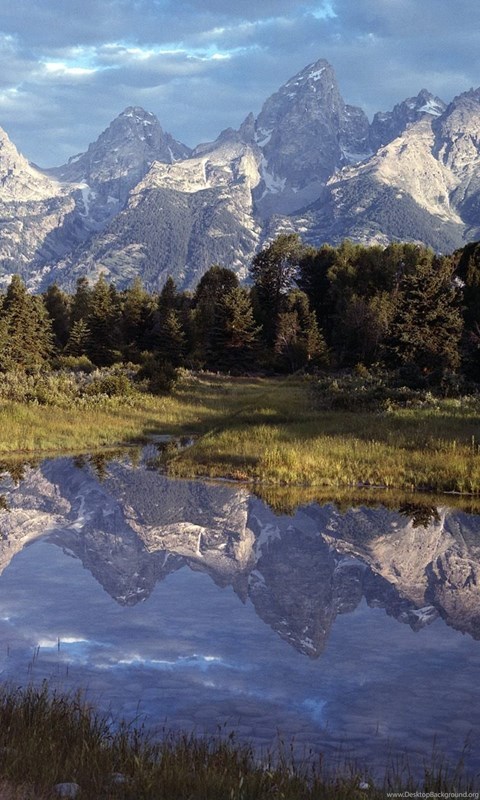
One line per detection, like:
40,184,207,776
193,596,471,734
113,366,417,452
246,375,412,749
1,58,480,291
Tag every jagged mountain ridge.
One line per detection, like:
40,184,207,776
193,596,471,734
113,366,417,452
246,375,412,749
2,59,480,289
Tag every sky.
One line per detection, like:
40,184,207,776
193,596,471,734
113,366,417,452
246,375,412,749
1,0,480,167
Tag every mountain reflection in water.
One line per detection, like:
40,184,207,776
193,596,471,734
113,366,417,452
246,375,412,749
0,449,479,776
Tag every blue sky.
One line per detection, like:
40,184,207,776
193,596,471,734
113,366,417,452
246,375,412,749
1,0,479,166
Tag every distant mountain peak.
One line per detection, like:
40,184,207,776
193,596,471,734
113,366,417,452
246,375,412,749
253,57,370,216
3,56,480,293
49,105,191,202
370,89,446,150
284,58,332,86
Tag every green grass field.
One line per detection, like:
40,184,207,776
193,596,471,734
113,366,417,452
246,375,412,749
1,371,480,494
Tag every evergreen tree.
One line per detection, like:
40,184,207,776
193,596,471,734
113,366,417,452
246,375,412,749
152,309,186,366
192,266,239,365
207,286,261,371
121,276,153,360
274,290,328,372
43,283,71,350
298,244,337,338
87,275,122,366
250,234,304,346
70,277,92,324
0,275,52,370
64,318,91,357
157,276,179,315
388,254,462,377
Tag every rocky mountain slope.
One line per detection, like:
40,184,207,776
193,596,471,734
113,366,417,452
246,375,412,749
2,59,480,290
1,454,480,655
285,87,480,253
50,140,263,290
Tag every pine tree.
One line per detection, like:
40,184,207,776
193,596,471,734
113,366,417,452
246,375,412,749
274,290,328,372
0,275,53,370
70,277,92,324
121,276,153,360
388,254,462,377
192,266,239,365
64,318,91,357
87,275,122,366
43,283,71,350
250,234,304,346
151,309,186,366
207,286,261,371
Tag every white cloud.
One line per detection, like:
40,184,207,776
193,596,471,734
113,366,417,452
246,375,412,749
0,0,479,165
42,62,98,78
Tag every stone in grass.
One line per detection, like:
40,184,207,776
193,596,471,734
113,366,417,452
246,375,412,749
110,772,127,784
53,782,81,798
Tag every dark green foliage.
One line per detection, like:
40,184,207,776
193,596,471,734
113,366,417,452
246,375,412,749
137,354,179,394
147,277,188,366
207,286,261,372
388,253,462,378
0,274,53,370
151,309,187,366
275,290,329,372
192,265,240,365
452,242,480,380
64,318,91,357
70,276,92,324
298,244,337,335
87,274,123,366
3,234,480,385
43,283,71,349
121,276,154,361
250,233,305,345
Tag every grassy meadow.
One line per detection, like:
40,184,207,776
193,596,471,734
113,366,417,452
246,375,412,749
1,370,480,494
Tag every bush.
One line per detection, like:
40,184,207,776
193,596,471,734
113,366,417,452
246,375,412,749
136,355,179,394
83,373,134,398
53,355,95,373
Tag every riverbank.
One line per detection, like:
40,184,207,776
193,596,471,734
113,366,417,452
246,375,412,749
1,371,480,494
0,684,476,799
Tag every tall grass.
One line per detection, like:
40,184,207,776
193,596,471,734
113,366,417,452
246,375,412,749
0,684,476,799
2,371,480,493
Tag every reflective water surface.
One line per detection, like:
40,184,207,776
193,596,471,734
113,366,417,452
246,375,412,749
1,448,480,775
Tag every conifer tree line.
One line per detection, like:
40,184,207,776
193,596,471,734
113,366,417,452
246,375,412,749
1,233,479,388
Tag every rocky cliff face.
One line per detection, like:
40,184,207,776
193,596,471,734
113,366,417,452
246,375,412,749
253,59,370,217
290,92,480,253
3,61,480,290
50,140,262,290
369,89,446,151
2,455,480,656
49,107,191,205
0,127,86,286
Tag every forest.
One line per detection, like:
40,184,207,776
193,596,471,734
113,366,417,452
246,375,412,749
1,234,479,395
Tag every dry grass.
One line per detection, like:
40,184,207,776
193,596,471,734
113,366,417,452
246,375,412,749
0,684,476,800
2,372,480,494
0,784,44,800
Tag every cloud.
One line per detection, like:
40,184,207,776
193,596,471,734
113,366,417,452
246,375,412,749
0,0,479,165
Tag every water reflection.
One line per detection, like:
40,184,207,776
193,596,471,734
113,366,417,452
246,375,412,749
0,450,480,775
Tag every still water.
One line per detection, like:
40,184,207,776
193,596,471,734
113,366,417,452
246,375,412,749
0,448,479,776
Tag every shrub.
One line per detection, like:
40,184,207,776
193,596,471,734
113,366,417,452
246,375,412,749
136,355,179,394
83,373,134,398
53,355,95,373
